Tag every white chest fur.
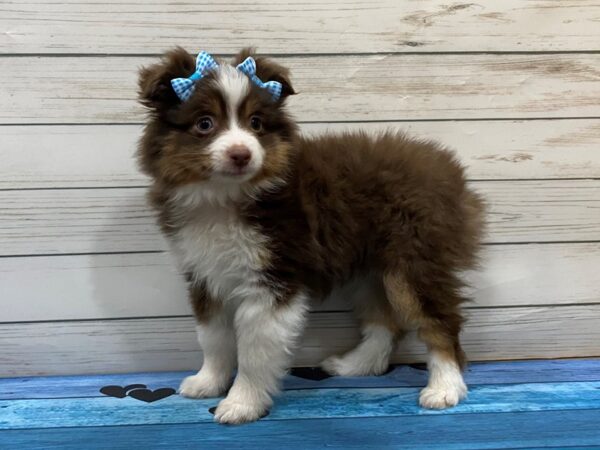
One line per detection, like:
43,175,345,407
169,201,270,302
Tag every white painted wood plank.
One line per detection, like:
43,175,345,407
1,305,598,376
2,1,599,54
0,126,144,189
2,120,600,189
3,54,600,124
0,252,190,322
1,243,598,323
1,181,597,256
463,243,600,309
478,179,600,243
0,188,158,256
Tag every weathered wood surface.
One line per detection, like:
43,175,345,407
2,119,600,190
1,360,600,448
0,360,600,450
2,1,600,54
1,180,597,256
4,382,600,429
3,54,600,124
1,306,599,376
4,360,600,399
1,411,598,450
1,243,598,322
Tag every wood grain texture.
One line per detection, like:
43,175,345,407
3,54,600,124
0,126,143,189
1,306,599,376
2,1,600,54
1,180,598,256
1,411,598,450
4,359,600,400
4,381,600,429
1,243,599,322
1,0,599,378
2,119,600,189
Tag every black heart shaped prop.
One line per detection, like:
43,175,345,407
127,388,176,403
100,384,147,398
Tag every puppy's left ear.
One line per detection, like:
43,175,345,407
138,47,195,115
233,48,296,100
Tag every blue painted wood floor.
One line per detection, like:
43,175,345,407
1,360,600,449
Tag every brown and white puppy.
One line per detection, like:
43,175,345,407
137,47,485,424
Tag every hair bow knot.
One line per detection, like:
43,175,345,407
170,51,282,102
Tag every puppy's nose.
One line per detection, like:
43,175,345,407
227,145,252,168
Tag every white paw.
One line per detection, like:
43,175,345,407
213,397,267,424
178,373,228,399
419,382,467,409
320,355,345,375
320,355,387,377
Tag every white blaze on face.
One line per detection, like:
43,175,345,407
208,65,265,181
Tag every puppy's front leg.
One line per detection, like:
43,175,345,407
179,287,237,399
214,291,309,424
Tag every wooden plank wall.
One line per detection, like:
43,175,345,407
0,1,599,376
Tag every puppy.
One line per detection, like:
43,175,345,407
137,48,485,424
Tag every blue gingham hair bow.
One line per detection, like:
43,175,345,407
170,51,282,102
236,57,282,101
170,51,219,102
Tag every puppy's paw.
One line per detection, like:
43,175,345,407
320,355,347,376
320,355,387,377
213,397,266,424
179,373,228,399
419,382,467,409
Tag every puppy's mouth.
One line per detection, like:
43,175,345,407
215,164,258,180
222,166,249,175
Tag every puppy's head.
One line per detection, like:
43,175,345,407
137,47,297,196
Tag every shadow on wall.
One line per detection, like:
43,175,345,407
89,187,200,373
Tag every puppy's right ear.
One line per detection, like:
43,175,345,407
138,47,195,114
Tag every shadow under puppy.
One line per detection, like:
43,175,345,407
137,48,485,424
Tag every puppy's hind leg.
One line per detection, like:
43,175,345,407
384,270,468,409
321,276,400,377
418,321,467,409
382,270,468,408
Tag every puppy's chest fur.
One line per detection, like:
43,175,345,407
168,202,270,301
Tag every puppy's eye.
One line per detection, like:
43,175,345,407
249,116,263,132
196,117,214,134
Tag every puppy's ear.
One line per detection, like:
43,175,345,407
233,48,296,100
138,47,195,113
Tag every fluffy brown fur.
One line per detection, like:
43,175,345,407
251,131,484,364
137,47,485,424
